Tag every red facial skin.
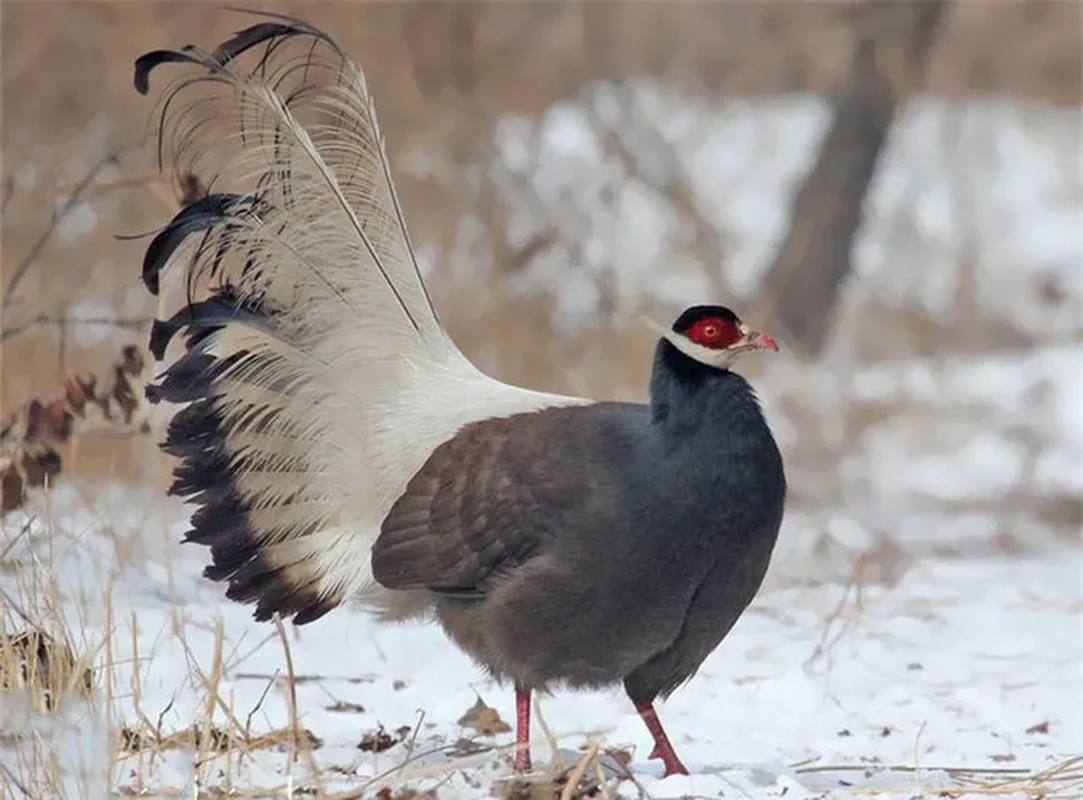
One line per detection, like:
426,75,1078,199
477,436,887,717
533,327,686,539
685,316,779,352
685,316,741,349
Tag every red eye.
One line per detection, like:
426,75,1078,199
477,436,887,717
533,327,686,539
686,316,739,349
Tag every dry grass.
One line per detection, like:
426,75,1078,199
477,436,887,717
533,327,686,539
0,499,105,798
0,498,655,798
0,628,93,713
793,756,1083,799
0,487,328,798
0,489,634,798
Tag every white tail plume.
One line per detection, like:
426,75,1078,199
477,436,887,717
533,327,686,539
137,12,589,624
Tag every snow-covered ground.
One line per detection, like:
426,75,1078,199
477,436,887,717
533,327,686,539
1,485,1080,799
2,87,1081,798
2,346,1080,799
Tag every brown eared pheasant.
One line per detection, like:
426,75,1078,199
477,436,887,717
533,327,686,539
134,13,787,777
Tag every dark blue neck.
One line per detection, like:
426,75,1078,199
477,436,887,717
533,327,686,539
649,340,757,429
635,339,785,563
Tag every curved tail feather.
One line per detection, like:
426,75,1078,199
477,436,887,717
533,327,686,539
136,12,590,623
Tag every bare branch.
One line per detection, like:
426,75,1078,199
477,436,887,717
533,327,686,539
0,315,153,343
1,147,125,313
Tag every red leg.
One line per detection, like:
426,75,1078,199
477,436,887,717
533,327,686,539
513,685,532,772
635,702,689,777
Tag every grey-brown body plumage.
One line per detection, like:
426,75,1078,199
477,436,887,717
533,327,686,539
374,341,785,706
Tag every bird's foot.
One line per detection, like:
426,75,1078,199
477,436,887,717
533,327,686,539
647,743,689,776
657,751,690,777
636,701,690,777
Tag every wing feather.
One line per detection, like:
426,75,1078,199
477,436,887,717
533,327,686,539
373,411,591,595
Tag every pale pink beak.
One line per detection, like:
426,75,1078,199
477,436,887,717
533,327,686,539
748,331,780,352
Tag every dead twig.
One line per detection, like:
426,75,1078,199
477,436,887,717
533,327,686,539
0,762,33,798
272,614,302,794
559,741,599,800
2,148,125,313
803,553,868,669
0,314,152,343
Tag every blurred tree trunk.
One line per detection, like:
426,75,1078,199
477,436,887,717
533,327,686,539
758,0,949,356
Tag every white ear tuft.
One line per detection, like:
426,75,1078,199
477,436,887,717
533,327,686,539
641,314,743,371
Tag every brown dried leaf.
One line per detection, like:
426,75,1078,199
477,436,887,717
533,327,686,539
457,695,511,735
359,724,401,753
375,788,437,800
603,746,633,768
325,700,366,714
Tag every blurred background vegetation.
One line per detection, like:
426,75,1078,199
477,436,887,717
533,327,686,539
1,1,1080,575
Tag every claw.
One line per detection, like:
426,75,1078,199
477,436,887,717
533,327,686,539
635,701,690,777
